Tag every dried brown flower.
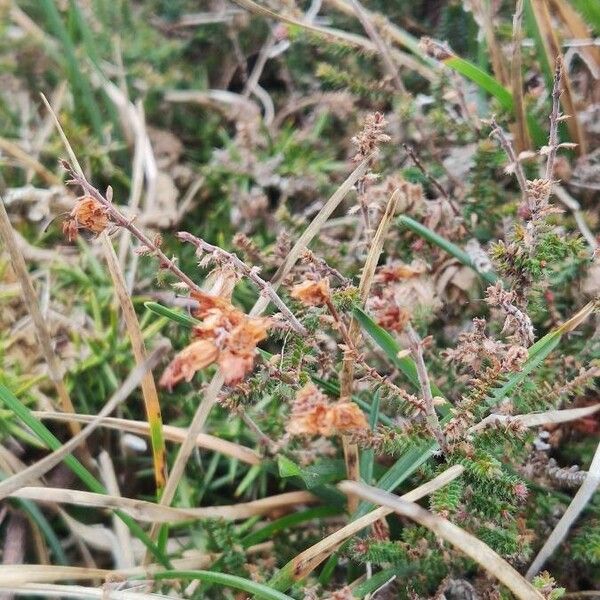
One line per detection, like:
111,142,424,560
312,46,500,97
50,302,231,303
287,383,368,437
62,196,109,241
291,278,331,307
159,340,219,390
160,289,270,389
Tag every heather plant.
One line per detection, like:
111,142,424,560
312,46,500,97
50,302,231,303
0,1,599,599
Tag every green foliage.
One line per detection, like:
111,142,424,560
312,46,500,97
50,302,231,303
430,477,463,516
572,520,600,566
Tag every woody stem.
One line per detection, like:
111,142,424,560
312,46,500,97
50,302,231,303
63,163,202,294
177,232,307,336
405,324,448,453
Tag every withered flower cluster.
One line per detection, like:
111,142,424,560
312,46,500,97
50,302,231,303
160,289,270,389
62,195,110,241
287,383,368,437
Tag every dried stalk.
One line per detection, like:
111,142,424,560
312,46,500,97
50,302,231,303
338,189,401,509
489,117,528,204
529,0,586,155
545,58,563,182
101,234,168,496
32,411,261,466
0,194,79,437
339,480,543,600
231,0,435,80
469,403,600,433
177,232,307,335
349,0,405,92
63,164,201,293
511,0,531,153
11,487,317,523
405,324,447,452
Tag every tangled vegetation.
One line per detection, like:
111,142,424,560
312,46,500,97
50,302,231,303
0,1,599,599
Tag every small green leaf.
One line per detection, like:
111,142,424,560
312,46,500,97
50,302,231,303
144,302,200,328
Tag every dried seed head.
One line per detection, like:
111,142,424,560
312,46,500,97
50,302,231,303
351,112,390,161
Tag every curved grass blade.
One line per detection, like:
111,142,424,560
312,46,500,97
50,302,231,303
144,302,200,328
152,570,296,600
398,216,498,284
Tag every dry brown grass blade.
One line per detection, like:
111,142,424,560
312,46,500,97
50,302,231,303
11,487,317,523
287,465,464,581
32,412,261,465
529,0,587,155
511,0,532,152
340,188,401,511
0,343,168,501
101,234,168,495
339,480,543,600
0,138,62,186
0,192,79,437
0,584,171,600
526,437,600,578
349,0,405,92
469,403,600,433
472,0,509,86
549,0,600,68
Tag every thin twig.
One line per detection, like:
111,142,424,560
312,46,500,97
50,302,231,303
405,324,447,452
349,0,405,92
61,163,202,294
489,117,528,204
145,157,372,561
545,57,563,182
177,232,307,335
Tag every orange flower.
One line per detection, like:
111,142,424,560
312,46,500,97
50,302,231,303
290,278,330,307
63,196,109,241
287,383,368,437
160,290,271,388
159,339,219,390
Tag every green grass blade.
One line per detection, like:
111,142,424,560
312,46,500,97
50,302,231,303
443,55,513,110
352,307,445,400
359,389,381,485
241,506,340,548
144,302,200,328
152,570,296,600
37,0,104,138
398,215,498,284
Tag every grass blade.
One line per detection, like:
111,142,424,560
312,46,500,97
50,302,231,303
153,570,296,600
398,215,498,284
